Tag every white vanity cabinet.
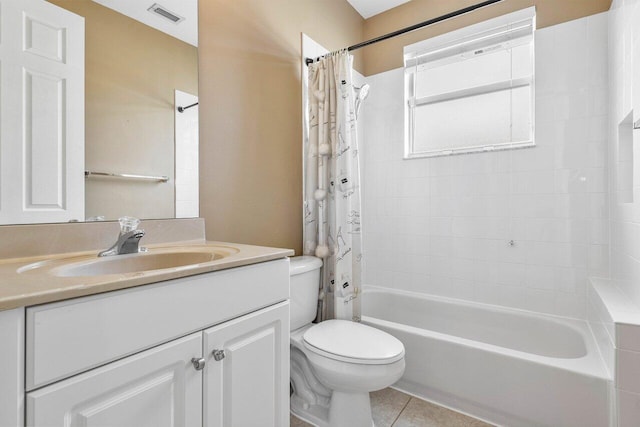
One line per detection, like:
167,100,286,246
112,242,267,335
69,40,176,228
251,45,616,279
16,258,290,427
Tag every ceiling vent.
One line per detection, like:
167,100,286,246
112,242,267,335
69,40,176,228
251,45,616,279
147,3,184,24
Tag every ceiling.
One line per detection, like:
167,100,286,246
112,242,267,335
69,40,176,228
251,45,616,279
91,0,198,46
346,0,412,19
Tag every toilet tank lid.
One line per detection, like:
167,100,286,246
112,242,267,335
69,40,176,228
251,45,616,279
290,256,323,276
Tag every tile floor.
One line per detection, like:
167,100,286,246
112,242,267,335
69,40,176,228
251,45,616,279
290,388,493,427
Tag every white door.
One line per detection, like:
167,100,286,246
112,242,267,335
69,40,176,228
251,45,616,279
204,302,290,427
0,0,84,224
26,333,203,427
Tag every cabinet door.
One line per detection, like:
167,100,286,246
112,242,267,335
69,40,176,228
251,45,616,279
26,333,202,427
0,0,84,224
204,301,290,427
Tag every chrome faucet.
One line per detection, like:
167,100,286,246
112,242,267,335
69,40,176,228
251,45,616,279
98,217,146,257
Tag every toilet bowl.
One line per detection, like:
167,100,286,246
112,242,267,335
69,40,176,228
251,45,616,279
289,256,405,427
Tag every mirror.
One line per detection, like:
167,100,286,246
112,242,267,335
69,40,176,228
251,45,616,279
35,0,198,224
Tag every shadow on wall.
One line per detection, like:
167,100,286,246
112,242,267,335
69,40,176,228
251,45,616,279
197,0,363,253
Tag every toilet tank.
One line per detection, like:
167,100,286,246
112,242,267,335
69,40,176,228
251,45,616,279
289,256,323,331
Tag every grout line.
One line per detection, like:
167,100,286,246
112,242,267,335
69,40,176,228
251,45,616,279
391,396,413,426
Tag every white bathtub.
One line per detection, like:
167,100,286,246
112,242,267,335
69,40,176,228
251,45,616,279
361,286,611,427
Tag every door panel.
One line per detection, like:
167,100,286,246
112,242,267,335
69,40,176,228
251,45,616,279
204,302,290,427
0,0,84,224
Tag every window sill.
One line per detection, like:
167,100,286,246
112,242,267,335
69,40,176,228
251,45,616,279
404,139,535,159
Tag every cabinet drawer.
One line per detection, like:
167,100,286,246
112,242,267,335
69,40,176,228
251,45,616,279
26,258,289,390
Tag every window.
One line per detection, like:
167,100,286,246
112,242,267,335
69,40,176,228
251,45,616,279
404,7,536,158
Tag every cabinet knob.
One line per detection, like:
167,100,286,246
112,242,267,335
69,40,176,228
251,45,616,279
191,357,206,371
212,349,225,361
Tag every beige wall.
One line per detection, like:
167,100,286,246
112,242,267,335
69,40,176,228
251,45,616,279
49,0,198,221
198,0,363,253
362,0,612,75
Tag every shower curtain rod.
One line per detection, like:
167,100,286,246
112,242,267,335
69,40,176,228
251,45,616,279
305,0,503,66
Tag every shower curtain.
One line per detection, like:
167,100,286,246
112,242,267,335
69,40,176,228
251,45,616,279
304,50,362,322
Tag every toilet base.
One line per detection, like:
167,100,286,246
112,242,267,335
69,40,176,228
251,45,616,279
291,391,374,427
329,391,374,427
290,340,375,427
290,394,329,427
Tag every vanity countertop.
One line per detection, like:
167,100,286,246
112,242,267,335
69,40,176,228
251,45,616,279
0,241,294,311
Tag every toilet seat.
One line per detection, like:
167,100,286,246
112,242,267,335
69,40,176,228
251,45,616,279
303,319,404,365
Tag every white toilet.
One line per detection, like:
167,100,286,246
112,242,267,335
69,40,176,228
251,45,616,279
289,256,405,427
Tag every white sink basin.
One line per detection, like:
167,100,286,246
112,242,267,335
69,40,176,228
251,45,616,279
18,246,239,277
57,251,219,277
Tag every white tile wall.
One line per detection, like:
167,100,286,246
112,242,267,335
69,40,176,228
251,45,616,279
617,349,640,393
608,0,640,420
361,12,609,319
618,321,640,352
618,389,640,426
610,0,640,311
588,277,640,426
